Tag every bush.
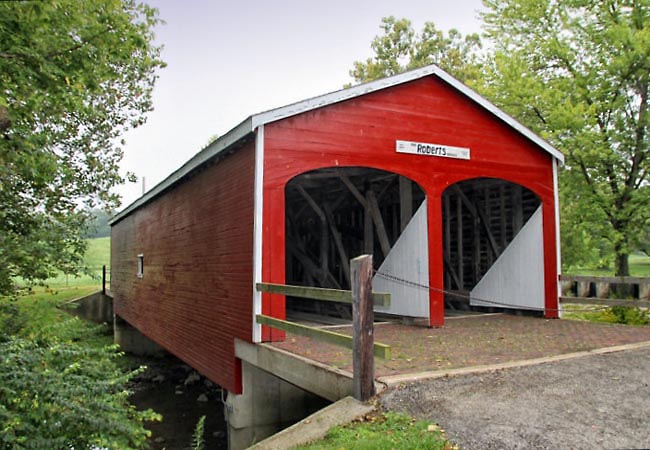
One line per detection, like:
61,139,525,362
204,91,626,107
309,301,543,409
604,306,650,326
0,318,160,449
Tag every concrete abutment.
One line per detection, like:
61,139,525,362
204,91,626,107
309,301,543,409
225,361,330,450
113,314,165,356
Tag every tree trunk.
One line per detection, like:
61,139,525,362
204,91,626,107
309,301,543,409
612,238,632,298
614,245,630,277
0,105,10,133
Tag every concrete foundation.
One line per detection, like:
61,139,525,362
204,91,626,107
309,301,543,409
225,361,329,450
113,314,165,356
62,291,113,324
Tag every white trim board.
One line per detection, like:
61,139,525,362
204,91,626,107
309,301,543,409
252,125,265,343
111,64,563,224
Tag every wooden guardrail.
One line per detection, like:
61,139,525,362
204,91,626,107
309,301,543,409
559,274,650,308
255,315,391,359
256,254,389,401
256,282,391,307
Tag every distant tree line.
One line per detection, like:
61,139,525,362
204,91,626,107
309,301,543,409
85,208,113,239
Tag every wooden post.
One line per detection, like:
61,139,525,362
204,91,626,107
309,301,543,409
399,177,413,232
351,254,374,401
102,265,107,295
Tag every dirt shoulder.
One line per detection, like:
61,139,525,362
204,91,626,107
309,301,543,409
379,345,650,450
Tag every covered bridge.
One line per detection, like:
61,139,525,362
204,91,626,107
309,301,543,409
110,64,563,396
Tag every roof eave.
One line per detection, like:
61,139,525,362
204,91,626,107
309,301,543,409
112,64,564,224
110,116,254,225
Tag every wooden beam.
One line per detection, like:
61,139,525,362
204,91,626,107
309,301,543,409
500,184,507,249
443,195,451,288
256,283,391,307
351,255,375,400
451,185,500,258
513,184,523,233
376,175,397,200
287,242,341,289
256,314,392,359
443,255,462,290
456,194,464,289
367,190,391,258
472,205,480,284
337,172,367,207
295,185,329,279
364,206,374,254
476,205,500,259
324,204,351,285
399,177,413,232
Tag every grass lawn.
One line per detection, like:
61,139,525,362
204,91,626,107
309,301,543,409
566,252,650,277
562,252,650,326
38,236,110,289
291,411,456,450
5,237,111,333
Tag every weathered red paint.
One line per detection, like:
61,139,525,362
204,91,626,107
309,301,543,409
261,76,559,328
111,142,255,394
112,73,560,395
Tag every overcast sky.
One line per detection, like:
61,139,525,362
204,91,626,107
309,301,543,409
116,0,486,208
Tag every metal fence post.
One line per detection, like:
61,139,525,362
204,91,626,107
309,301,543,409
351,254,374,401
102,265,107,295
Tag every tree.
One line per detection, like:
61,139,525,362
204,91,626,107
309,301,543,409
349,16,484,85
85,208,114,239
481,0,650,276
0,0,164,294
638,221,650,256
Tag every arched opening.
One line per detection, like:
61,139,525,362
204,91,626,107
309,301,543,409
285,167,425,321
442,178,542,310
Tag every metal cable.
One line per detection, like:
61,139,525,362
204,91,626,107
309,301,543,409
373,269,614,314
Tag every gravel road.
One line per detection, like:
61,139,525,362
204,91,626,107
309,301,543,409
380,346,650,450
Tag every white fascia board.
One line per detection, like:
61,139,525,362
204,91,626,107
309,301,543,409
250,65,440,127
252,125,264,343
429,67,565,164
251,64,564,165
110,116,254,224
553,159,563,317
111,64,564,224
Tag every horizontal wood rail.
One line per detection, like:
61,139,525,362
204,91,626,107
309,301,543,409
256,314,392,360
256,282,391,307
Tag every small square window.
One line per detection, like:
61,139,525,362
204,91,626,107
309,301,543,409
137,254,144,278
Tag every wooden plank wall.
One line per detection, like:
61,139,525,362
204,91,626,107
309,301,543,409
262,75,560,325
111,142,255,394
442,179,540,294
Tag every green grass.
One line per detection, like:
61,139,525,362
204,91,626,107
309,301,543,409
4,237,111,335
562,304,649,326
291,411,455,450
18,236,111,289
629,253,650,276
12,286,100,334
566,252,650,276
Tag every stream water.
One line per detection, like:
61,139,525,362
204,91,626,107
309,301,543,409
128,354,228,450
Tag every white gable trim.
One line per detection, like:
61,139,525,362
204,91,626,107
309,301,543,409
112,64,563,224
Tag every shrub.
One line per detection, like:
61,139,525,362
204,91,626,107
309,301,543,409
604,306,650,326
0,318,160,449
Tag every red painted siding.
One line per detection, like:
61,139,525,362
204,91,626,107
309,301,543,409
261,76,559,327
111,142,255,394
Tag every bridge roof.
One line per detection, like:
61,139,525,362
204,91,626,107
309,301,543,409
111,64,563,225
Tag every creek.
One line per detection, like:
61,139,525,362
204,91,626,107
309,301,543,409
128,354,228,450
